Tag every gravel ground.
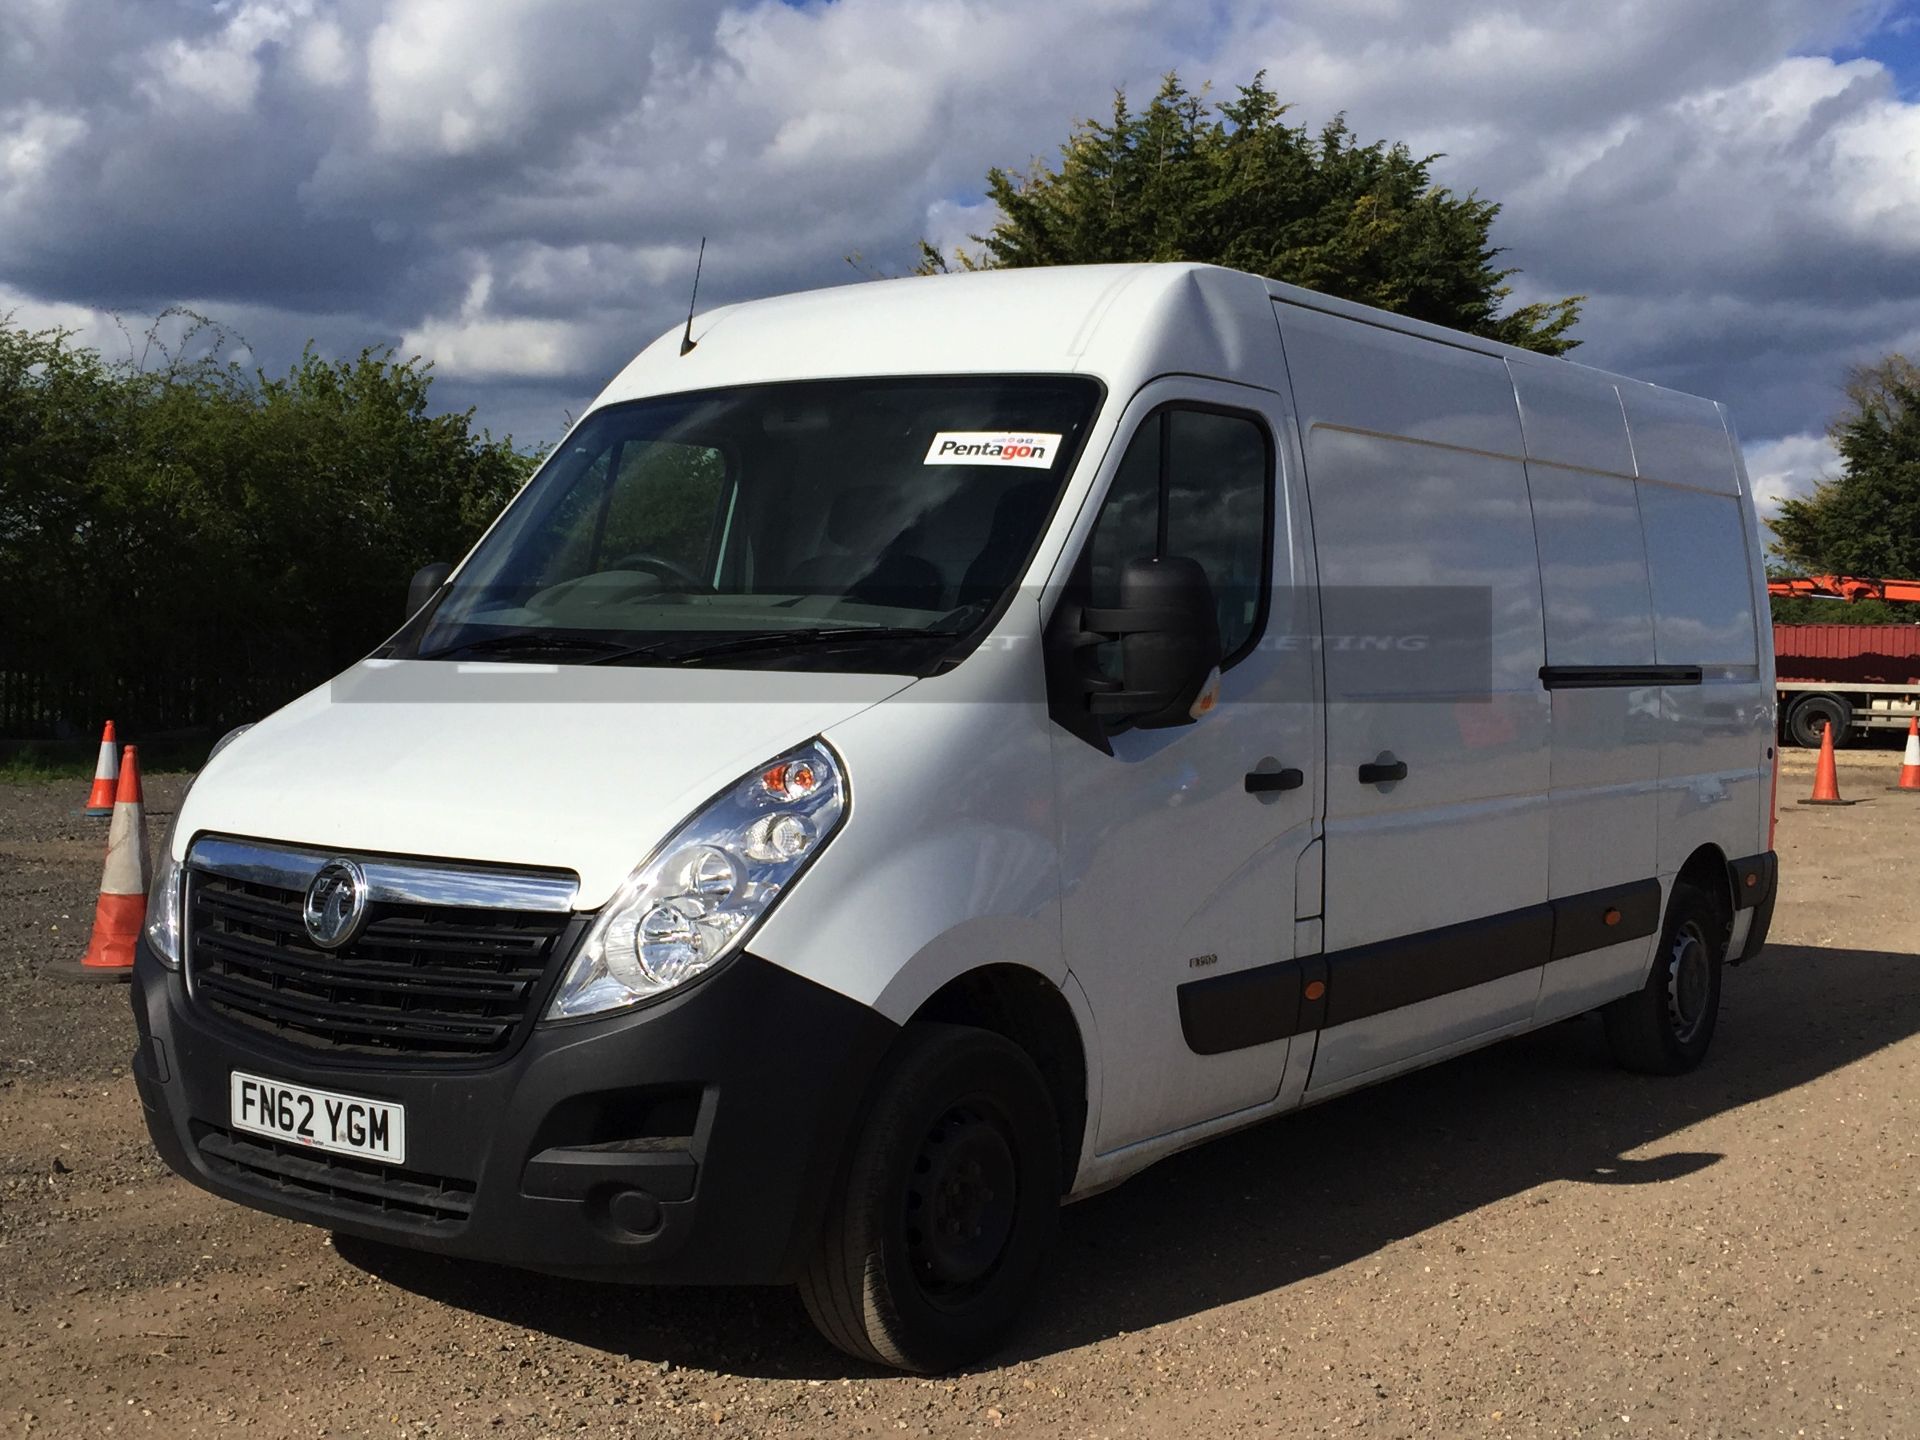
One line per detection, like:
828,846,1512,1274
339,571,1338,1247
1,749,1916,1438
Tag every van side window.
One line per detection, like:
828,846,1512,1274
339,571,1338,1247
1084,406,1271,668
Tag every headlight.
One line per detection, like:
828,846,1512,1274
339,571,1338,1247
145,816,185,968
547,740,848,1019
145,722,253,970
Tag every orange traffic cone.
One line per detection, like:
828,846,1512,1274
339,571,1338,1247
55,747,150,983
1892,715,1920,793
1796,721,1856,807
82,721,119,816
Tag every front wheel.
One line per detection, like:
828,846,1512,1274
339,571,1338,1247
1603,880,1727,1074
799,1023,1061,1373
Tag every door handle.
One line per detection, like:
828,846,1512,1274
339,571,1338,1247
1245,767,1305,794
1358,759,1408,785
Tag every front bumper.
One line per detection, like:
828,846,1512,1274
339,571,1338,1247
131,938,896,1284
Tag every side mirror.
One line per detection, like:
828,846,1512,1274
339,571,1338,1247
407,561,452,620
1085,555,1223,729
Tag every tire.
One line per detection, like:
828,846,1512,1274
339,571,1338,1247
1603,880,1728,1075
1786,693,1852,749
799,1023,1061,1373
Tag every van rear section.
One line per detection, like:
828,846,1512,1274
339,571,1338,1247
1266,294,1775,1100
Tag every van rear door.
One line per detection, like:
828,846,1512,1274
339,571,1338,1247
1509,360,1665,1023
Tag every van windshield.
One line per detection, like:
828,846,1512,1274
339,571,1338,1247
408,376,1101,673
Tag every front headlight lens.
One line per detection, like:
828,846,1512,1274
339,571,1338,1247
145,721,252,971
144,816,185,969
547,740,848,1019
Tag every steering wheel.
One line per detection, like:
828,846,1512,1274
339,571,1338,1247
605,552,714,592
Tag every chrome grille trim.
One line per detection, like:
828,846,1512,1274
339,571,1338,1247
186,836,579,913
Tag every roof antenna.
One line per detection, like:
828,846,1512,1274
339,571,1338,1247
679,237,706,356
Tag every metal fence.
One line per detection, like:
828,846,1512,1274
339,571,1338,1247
0,667,311,741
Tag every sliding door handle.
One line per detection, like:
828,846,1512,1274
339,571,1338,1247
1245,767,1305,795
1358,758,1408,785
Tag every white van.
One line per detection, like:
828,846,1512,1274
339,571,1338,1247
131,263,1778,1372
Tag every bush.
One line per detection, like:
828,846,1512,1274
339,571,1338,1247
0,313,536,738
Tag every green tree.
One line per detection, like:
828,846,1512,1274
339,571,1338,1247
0,312,535,737
1770,355,1920,622
920,72,1583,355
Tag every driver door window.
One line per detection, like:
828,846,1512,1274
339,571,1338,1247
1083,406,1273,674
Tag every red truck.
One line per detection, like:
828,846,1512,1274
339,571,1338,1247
1768,576,1920,746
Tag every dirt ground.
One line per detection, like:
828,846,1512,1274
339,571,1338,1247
2,748,1916,1438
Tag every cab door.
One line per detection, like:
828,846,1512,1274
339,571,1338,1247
1049,379,1322,1155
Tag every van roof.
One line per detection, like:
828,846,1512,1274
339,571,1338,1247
592,261,1721,418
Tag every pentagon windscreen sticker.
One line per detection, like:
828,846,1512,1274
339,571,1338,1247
923,431,1063,468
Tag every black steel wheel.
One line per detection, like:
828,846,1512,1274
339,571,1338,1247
1603,880,1728,1074
799,1023,1061,1373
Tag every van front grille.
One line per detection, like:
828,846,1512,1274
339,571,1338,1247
186,870,576,1062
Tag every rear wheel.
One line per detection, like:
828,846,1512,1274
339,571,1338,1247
799,1023,1061,1373
1786,693,1852,748
1603,880,1727,1074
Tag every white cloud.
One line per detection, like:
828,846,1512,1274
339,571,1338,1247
293,19,354,90
1,0,1917,453
0,104,86,190
402,312,584,380
400,264,589,380
0,283,122,355
1504,53,1920,286
362,0,706,160
1744,432,1840,515
140,1,317,114
921,198,1001,266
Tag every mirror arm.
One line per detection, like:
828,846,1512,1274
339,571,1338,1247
1075,601,1213,717
1043,604,1119,754
406,561,453,623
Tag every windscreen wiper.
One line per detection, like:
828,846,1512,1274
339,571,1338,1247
631,626,962,666
418,632,671,664
423,626,964,668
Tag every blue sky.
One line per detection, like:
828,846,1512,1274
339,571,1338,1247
1841,6,1920,91
3,0,1919,513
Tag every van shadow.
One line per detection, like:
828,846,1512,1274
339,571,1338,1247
334,942,1920,1379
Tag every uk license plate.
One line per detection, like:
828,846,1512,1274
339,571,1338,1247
229,1071,406,1164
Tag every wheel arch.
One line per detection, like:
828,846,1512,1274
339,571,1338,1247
908,963,1091,1188
1673,843,1734,927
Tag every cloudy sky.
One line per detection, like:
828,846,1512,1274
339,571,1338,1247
4,0,1918,515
